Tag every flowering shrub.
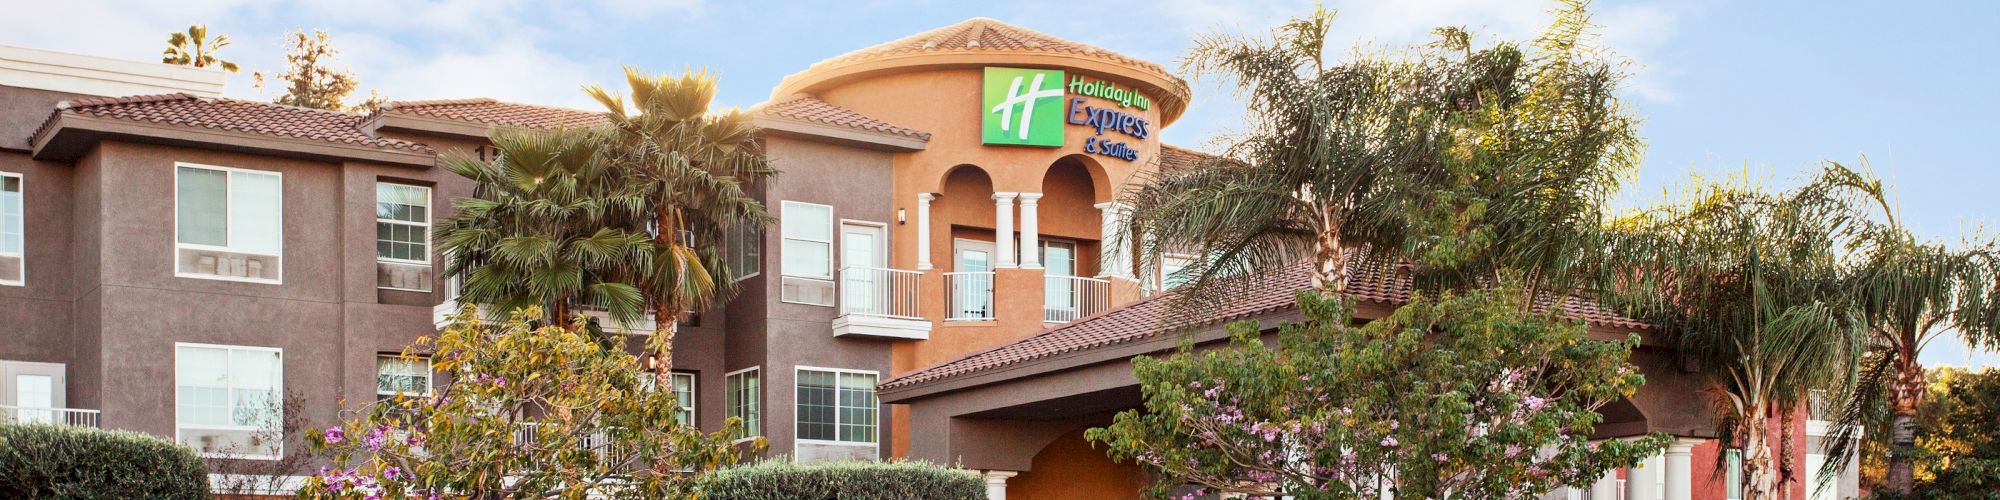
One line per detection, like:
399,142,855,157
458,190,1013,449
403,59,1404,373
0,423,211,499
296,306,760,499
1088,288,1670,498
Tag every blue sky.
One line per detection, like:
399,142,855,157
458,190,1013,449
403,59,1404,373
5,0,1995,366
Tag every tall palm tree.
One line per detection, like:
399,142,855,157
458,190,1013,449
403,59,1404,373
1120,1,1636,313
435,126,656,326
586,68,776,386
1826,211,2000,495
162,24,240,72
1601,165,1878,499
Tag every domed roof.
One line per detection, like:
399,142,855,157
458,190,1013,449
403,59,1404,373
773,17,1192,125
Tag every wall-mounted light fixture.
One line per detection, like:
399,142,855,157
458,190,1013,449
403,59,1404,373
898,208,907,225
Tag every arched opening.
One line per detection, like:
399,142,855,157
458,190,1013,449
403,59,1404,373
939,164,998,320
1008,427,1150,500
1039,156,1103,277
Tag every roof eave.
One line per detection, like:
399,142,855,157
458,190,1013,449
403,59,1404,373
362,111,503,140
752,115,928,152
772,51,1191,127
32,113,435,167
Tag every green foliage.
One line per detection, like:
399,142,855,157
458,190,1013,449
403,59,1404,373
267,29,381,112
161,24,239,72
703,460,985,500
296,307,758,499
1088,288,1667,499
0,423,212,499
1908,368,2000,497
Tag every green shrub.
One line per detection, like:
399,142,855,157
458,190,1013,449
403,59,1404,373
0,424,211,499
706,460,984,500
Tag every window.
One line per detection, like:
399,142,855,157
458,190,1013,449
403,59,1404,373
175,344,283,458
795,367,878,444
780,201,835,305
1726,448,1744,500
1159,254,1194,290
725,368,760,441
175,164,282,283
375,355,431,401
724,221,761,281
0,173,21,286
672,372,696,426
376,183,431,264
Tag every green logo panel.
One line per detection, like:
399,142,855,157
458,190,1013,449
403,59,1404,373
982,67,1066,147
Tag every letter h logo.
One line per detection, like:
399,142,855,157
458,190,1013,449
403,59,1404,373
982,67,1066,147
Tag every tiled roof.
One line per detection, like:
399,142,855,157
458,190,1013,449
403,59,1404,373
756,95,931,140
376,98,608,129
879,256,1648,391
41,93,431,153
804,17,1171,77
1158,144,1219,171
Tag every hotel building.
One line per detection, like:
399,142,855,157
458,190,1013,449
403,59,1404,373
0,19,1856,500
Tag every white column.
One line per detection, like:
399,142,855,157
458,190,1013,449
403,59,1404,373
916,193,935,271
1017,193,1043,269
982,470,1018,500
1094,201,1131,279
1627,453,1659,500
1588,466,1619,500
1664,438,1700,500
993,192,1018,268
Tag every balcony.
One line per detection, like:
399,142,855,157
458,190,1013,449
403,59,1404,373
0,406,100,427
945,271,996,321
832,266,930,340
1044,275,1111,323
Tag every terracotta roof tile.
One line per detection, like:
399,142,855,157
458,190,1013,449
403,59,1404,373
1158,144,1219,172
880,255,1647,391
41,93,432,153
804,17,1170,78
377,98,609,129
757,95,931,140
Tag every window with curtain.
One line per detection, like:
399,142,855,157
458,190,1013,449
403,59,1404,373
672,372,696,426
375,183,431,264
725,221,762,281
175,164,282,282
375,355,431,401
726,368,760,440
176,344,283,458
796,368,878,444
1,173,22,285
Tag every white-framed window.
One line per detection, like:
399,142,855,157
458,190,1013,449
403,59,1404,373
0,172,22,286
375,355,432,402
375,183,431,265
175,343,283,459
174,163,283,283
794,367,878,444
671,372,696,426
725,221,761,282
725,367,760,441
780,201,836,306
1159,253,1195,290
1726,448,1744,500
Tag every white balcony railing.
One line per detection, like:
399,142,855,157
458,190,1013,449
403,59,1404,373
0,406,101,428
1044,275,1111,323
945,272,995,321
839,266,922,320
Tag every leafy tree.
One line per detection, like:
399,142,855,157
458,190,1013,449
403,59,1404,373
161,24,240,72
1089,288,1667,498
297,308,756,499
436,125,655,324
585,68,776,387
1600,165,1879,499
1123,0,1637,305
267,28,383,112
1823,209,2000,496
1910,367,2000,496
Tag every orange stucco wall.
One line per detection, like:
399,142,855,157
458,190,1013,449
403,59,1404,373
1009,428,1151,500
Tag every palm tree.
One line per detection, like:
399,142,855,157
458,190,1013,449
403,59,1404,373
1120,1,1636,312
1601,165,1878,499
1826,210,2000,495
162,24,240,72
585,68,776,386
435,126,656,326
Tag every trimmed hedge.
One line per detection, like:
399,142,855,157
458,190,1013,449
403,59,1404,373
705,460,984,500
0,424,211,499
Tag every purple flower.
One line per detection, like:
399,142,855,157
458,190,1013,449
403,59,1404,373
323,427,346,444
364,425,389,451
1525,396,1548,411
383,466,402,480
1433,453,1448,462
1381,436,1399,447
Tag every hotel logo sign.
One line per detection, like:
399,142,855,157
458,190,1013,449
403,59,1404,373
982,67,1066,147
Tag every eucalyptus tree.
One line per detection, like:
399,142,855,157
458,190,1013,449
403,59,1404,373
585,68,776,384
161,24,240,72
435,126,656,325
1599,166,1879,499
1826,208,2000,495
1121,0,1638,307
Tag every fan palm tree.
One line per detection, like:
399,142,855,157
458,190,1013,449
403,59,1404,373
1120,1,1636,313
1600,165,1878,499
435,126,656,326
162,24,240,72
586,68,776,386
1826,209,2000,495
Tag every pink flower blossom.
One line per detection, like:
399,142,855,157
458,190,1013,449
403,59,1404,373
1381,436,1399,447
323,427,345,444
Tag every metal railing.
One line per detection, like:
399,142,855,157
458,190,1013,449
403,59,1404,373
944,272,996,321
839,266,922,320
0,406,101,428
1044,275,1111,323
514,423,632,466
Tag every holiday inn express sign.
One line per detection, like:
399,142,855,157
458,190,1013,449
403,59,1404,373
981,66,1151,161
